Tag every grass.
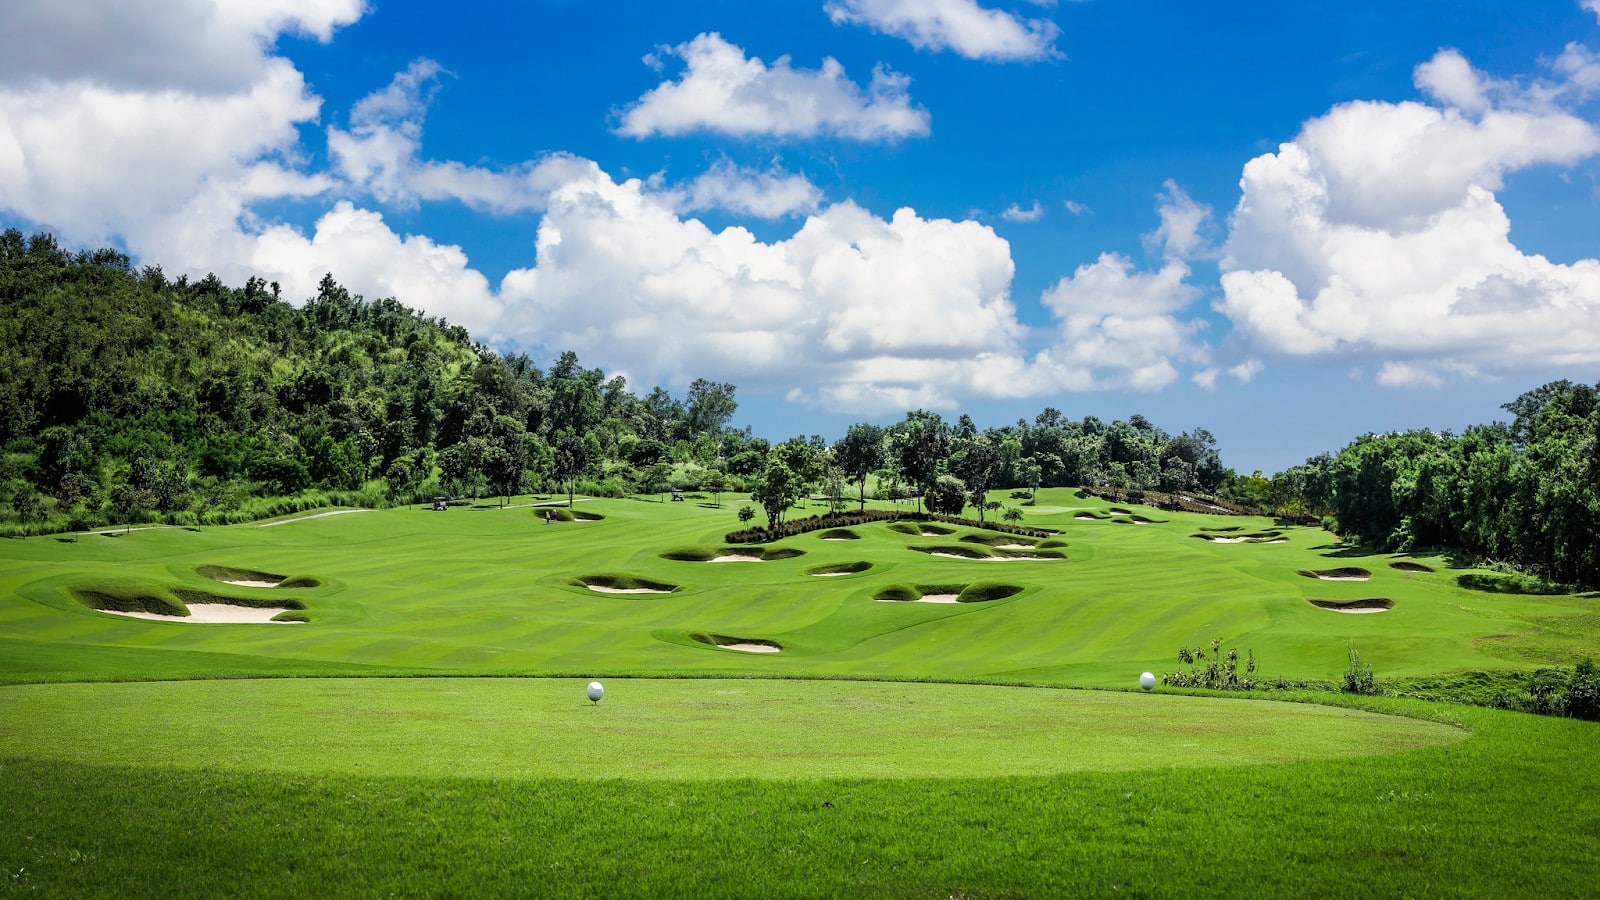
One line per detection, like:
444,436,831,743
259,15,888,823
1,488,1598,894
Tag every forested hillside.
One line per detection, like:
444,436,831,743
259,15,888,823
3,228,1594,587
0,230,1234,536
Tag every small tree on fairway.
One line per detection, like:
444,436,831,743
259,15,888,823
738,504,756,524
705,468,727,507
834,422,886,511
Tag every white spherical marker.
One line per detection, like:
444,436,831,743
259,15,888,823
586,681,604,704
1139,672,1156,691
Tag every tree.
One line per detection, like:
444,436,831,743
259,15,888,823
949,434,1001,524
833,423,886,511
551,428,600,508
704,469,728,508
685,379,738,438
924,474,967,516
751,460,802,527
889,411,951,512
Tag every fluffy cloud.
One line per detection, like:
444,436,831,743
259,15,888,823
665,159,823,219
1218,48,1600,383
1143,179,1214,260
614,33,930,141
1036,253,1204,391
824,0,1060,61
0,0,363,92
327,59,597,214
1585,0,1600,23
496,167,1031,408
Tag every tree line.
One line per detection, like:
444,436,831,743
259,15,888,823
0,229,1239,536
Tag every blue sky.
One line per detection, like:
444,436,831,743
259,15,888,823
3,0,1600,473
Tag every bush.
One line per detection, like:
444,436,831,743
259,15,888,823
1342,644,1380,695
1163,638,1258,690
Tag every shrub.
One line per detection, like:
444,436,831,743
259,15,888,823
956,582,1023,603
1342,644,1380,695
1567,659,1600,721
1163,638,1258,690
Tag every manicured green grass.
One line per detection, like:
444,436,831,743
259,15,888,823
0,678,1463,780
1,488,1598,895
0,700,1593,898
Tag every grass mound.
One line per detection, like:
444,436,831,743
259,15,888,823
1073,511,1109,521
661,546,803,562
1390,561,1435,573
1109,507,1133,515
960,534,1036,548
1199,525,1245,532
690,633,782,653
271,611,310,623
537,508,576,522
276,576,322,589
195,565,284,585
818,529,860,540
992,547,1066,560
888,522,921,535
570,574,678,593
872,583,966,602
171,588,307,611
803,561,872,576
1037,538,1069,549
955,582,1025,603
69,580,186,617
1298,567,1373,581
918,523,956,536
1456,572,1566,595
911,544,989,559
1307,598,1394,613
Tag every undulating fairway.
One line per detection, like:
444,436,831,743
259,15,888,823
3,490,1597,896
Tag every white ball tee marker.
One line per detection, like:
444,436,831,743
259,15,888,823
1139,672,1156,691
587,681,604,704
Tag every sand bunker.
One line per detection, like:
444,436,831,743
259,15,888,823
586,585,672,594
722,642,781,653
709,555,765,563
1074,513,1100,521
1308,598,1394,614
223,579,283,588
1298,567,1372,582
875,593,960,603
101,604,303,624
995,543,1035,550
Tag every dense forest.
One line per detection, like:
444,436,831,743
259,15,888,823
1,229,1596,586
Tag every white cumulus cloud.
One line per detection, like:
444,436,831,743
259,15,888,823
665,159,823,219
1218,48,1600,385
824,0,1060,61
614,33,930,141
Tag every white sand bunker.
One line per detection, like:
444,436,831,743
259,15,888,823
586,585,672,594
1074,514,1099,521
258,509,370,527
810,571,853,577
875,593,960,603
1205,536,1250,543
1308,598,1394,614
103,604,302,624
721,642,781,653
709,555,765,563
222,579,283,588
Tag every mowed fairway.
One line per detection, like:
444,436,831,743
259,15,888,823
2,490,1598,896
0,678,1465,780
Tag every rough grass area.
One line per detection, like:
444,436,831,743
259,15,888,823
195,564,284,584
68,580,186,616
570,574,679,593
1457,572,1568,595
